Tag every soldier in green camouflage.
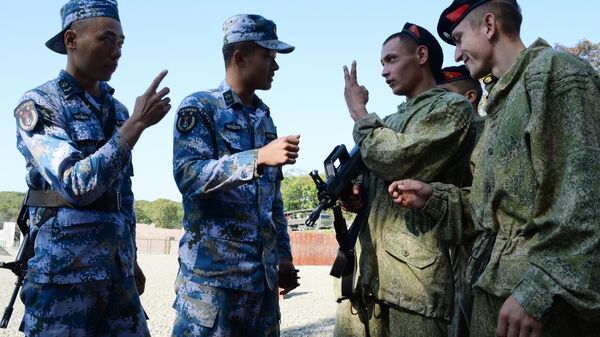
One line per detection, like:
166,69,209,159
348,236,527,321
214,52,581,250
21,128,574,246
389,1,600,336
334,22,475,337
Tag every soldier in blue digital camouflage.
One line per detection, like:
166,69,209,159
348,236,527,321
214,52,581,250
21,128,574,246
389,1,600,336
334,23,475,337
14,0,171,335
171,14,300,337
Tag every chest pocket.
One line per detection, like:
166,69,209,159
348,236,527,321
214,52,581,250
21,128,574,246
70,119,105,156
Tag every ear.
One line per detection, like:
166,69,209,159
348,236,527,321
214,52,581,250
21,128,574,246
416,45,429,66
233,49,246,68
465,89,478,104
64,30,77,51
482,12,498,40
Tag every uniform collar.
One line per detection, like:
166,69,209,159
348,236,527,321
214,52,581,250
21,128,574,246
218,80,270,116
57,70,115,98
485,38,550,116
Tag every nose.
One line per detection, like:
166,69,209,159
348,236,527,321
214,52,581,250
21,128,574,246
272,59,279,71
454,46,463,63
381,65,389,78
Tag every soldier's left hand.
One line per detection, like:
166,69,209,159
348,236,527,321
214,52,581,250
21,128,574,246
343,61,369,121
134,261,146,295
496,296,543,337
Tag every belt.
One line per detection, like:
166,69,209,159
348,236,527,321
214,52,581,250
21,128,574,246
24,190,121,212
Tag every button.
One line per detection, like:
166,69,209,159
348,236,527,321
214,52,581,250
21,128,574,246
488,148,493,155
240,171,250,179
402,250,409,257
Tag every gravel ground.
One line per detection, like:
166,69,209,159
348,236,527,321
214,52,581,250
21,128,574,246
0,254,336,337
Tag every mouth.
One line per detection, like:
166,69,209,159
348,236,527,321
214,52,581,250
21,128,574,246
106,63,118,73
386,79,395,87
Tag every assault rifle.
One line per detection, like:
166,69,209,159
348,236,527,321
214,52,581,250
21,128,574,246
306,144,369,298
0,197,34,329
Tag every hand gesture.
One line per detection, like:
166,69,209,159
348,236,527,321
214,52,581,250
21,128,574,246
257,135,300,167
343,61,369,121
131,70,171,128
388,179,433,209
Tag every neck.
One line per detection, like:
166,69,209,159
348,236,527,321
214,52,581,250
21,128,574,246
226,71,255,106
491,36,526,78
406,73,437,99
65,64,101,97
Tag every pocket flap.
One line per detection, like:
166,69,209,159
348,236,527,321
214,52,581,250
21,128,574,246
384,231,437,269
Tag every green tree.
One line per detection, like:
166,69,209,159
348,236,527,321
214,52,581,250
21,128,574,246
0,191,25,222
149,199,182,229
133,200,153,224
556,39,600,72
280,175,319,212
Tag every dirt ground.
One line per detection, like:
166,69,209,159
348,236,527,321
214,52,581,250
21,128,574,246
0,254,337,337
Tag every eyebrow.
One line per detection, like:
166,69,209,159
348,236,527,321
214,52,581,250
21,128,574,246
101,30,125,40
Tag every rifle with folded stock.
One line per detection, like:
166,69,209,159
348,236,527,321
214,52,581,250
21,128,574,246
306,144,369,298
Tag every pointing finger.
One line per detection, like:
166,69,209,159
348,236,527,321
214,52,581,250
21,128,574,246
145,70,168,95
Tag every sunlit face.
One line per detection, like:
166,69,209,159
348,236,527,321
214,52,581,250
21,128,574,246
451,16,493,79
68,17,124,82
242,46,279,91
380,37,421,97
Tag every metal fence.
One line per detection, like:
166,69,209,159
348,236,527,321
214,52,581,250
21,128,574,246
135,237,176,255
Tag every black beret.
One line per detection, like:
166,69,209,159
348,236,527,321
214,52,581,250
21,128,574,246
437,65,473,84
437,0,493,45
400,22,444,82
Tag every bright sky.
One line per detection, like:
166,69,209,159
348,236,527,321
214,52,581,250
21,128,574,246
1,1,598,202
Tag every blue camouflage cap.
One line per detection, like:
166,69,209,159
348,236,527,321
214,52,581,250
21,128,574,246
46,0,120,54
222,14,295,54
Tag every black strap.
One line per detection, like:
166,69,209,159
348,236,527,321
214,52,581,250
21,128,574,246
24,190,121,212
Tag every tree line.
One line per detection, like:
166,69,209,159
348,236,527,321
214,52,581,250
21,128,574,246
0,174,322,229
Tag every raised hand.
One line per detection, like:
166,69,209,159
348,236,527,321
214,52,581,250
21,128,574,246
343,60,369,121
257,135,300,167
120,70,172,147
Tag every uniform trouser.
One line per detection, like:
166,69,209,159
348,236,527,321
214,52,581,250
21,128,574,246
171,278,280,337
471,288,600,337
20,276,149,337
333,297,447,337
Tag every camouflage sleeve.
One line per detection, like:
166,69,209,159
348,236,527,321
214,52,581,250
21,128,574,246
173,95,258,198
510,63,600,320
272,177,292,260
420,182,474,245
120,172,136,250
15,94,132,206
352,98,472,182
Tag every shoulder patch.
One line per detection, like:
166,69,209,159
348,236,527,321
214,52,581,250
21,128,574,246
176,106,199,133
15,100,39,132
224,122,242,132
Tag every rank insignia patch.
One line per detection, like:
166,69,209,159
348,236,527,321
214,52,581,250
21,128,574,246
225,122,242,132
15,100,39,132
176,106,199,133
73,112,91,121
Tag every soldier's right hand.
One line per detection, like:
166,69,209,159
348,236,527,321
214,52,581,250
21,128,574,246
257,135,300,167
339,183,363,213
388,179,432,209
131,70,171,128
121,70,171,147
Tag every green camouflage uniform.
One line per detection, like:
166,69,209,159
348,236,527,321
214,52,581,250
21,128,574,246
334,88,474,337
423,39,600,336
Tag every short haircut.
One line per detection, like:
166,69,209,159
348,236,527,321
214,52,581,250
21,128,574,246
382,33,418,53
222,41,260,68
70,18,95,34
468,0,522,38
443,78,483,107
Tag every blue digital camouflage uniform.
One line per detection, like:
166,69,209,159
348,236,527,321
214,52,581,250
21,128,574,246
15,70,148,336
423,39,600,336
172,80,291,336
